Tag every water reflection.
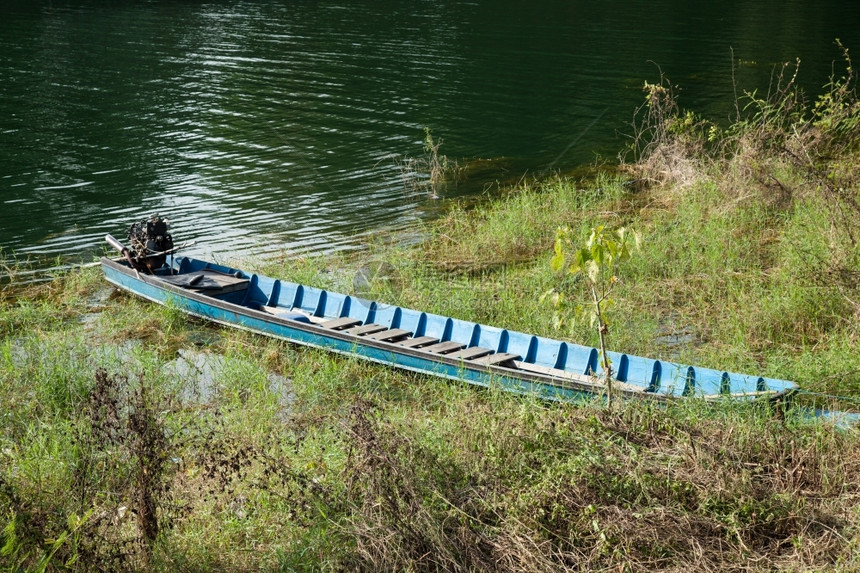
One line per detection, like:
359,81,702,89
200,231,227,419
1,0,859,275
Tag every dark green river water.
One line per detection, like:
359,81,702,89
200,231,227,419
2,0,860,275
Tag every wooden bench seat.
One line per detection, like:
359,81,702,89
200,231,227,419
321,317,363,330
422,341,466,354
399,336,439,348
472,352,521,367
344,323,388,336
512,361,644,393
364,328,413,342
259,305,328,324
446,346,494,360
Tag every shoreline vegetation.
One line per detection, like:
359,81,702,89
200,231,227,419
3,52,860,571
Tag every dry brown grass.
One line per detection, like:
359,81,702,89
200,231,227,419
326,397,860,573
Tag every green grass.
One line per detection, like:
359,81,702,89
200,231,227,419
1,286,859,570
3,55,860,571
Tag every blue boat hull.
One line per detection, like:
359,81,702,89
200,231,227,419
99,256,798,403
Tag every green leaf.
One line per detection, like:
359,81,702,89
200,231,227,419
577,246,591,265
538,288,553,304
586,260,600,283
568,247,590,276
605,239,619,261
549,249,565,272
586,227,597,250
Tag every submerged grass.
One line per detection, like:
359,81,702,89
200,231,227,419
3,51,860,571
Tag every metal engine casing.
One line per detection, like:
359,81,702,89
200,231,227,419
127,215,174,272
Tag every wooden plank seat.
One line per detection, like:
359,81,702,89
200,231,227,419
364,328,413,342
259,306,328,324
422,341,466,354
321,317,363,330
399,336,439,349
512,361,644,393
345,323,388,336
446,346,494,361
473,352,521,367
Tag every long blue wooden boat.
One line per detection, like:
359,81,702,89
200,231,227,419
99,253,798,404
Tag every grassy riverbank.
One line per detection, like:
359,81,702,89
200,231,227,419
3,59,860,570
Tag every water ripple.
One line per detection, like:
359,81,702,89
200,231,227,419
2,0,860,277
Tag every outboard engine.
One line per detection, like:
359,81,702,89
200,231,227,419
127,214,174,272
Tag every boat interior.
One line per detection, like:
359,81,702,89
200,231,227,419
128,255,792,399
